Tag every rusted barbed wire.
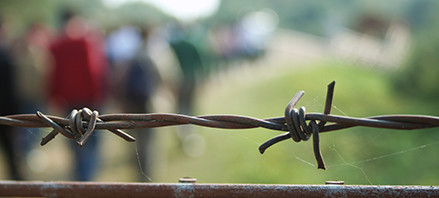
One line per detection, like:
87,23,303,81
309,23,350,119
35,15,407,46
2,81,439,169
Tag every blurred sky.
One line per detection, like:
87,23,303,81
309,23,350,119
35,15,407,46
102,0,220,21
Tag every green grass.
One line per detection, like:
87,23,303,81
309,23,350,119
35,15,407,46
154,61,439,185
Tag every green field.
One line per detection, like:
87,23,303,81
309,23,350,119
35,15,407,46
154,61,439,185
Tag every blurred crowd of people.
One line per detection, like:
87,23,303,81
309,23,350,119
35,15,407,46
0,7,277,181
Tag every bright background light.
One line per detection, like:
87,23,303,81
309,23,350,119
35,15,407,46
102,0,220,21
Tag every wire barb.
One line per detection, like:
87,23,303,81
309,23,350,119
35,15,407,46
259,81,335,169
2,81,439,169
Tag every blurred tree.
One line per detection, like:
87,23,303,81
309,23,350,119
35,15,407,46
0,0,170,36
394,0,439,99
0,0,57,37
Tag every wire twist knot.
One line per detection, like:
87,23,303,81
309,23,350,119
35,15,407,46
259,81,335,169
37,107,135,147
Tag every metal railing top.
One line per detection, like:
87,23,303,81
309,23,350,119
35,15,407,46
0,180,438,198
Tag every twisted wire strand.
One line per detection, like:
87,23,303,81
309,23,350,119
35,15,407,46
1,81,439,169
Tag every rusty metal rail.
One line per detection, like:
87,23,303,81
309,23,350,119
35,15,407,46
0,180,438,198
2,81,439,169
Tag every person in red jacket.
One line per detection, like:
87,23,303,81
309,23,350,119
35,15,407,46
48,9,108,181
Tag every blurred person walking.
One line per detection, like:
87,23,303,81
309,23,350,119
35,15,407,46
47,9,108,181
168,23,207,157
13,22,52,115
168,23,203,117
10,22,53,168
125,27,161,181
0,16,22,180
107,26,161,181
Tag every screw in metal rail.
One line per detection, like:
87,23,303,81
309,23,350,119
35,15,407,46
179,177,197,184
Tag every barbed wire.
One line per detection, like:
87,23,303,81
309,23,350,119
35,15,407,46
1,81,439,170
